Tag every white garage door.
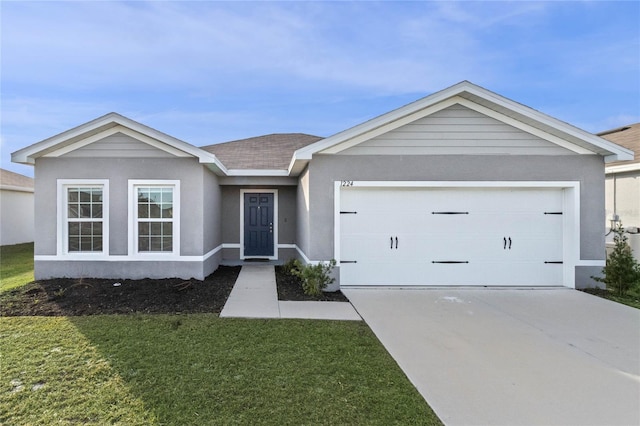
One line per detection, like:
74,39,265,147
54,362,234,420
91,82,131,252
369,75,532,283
339,187,564,286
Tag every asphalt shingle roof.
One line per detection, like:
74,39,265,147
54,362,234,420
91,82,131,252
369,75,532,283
598,123,639,167
0,168,34,190
200,133,323,170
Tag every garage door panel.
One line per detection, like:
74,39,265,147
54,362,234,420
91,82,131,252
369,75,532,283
470,262,563,286
341,234,407,260
340,260,434,286
339,187,565,287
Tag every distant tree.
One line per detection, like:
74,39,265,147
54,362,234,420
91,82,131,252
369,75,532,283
593,223,640,296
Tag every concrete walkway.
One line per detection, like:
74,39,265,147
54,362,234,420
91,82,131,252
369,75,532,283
220,264,361,321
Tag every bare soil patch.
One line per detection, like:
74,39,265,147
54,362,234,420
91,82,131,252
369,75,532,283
1,265,348,316
0,266,240,316
275,266,348,302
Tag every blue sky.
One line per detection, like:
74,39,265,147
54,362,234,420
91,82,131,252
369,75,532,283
2,1,639,177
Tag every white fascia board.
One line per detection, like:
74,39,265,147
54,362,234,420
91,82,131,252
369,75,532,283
294,89,463,159
292,80,634,161
321,97,462,154
460,85,635,160
293,82,494,159
317,95,592,156
12,114,120,164
456,99,593,155
112,116,222,165
11,112,225,167
603,152,635,164
287,155,309,176
606,163,640,174
43,126,192,158
0,185,34,193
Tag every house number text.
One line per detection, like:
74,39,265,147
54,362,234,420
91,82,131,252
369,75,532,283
341,180,354,187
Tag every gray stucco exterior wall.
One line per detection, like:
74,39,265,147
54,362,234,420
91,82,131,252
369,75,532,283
296,167,311,259
305,154,605,288
202,167,222,277
34,157,216,280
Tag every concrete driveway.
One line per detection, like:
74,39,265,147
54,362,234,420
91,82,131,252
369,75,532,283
343,288,640,426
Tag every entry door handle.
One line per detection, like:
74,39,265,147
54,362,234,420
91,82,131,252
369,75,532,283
395,237,398,249
508,237,512,250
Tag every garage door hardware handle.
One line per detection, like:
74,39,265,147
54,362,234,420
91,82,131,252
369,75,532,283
503,237,512,250
390,236,399,249
341,260,358,264
544,212,563,215
340,211,358,214
432,211,469,215
544,261,563,264
432,261,469,264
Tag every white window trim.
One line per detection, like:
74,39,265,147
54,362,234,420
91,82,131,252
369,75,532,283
128,180,180,258
57,179,109,256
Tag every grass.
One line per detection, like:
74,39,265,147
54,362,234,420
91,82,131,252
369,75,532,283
1,315,441,425
0,242,34,292
583,286,640,310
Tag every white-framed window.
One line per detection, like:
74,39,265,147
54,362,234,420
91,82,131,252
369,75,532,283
129,180,180,255
57,179,109,255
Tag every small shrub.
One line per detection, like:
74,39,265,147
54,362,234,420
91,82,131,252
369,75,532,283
291,259,337,297
282,258,301,276
593,223,640,296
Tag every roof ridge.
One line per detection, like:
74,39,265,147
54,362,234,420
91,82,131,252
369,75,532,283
200,132,323,149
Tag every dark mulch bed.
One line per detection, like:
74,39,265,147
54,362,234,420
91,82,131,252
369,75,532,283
0,266,241,317
275,266,348,302
0,265,348,316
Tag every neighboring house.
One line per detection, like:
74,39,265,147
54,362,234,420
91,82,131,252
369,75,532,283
599,123,640,260
0,168,35,245
11,81,633,289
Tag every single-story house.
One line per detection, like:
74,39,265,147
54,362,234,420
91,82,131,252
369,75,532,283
0,168,35,246
11,81,633,289
599,123,639,260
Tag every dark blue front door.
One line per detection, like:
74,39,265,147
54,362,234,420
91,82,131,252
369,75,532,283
244,193,274,256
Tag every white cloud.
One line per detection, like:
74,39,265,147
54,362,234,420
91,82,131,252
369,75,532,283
0,1,534,94
1,0,638,176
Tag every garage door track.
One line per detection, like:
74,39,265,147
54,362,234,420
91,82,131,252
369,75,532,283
343,288,640,426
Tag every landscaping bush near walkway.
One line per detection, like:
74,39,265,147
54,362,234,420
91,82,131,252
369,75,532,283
283,258,337,297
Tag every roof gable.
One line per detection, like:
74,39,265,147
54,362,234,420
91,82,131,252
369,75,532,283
338,104,576,156
290,81,633,174
11,112,225,173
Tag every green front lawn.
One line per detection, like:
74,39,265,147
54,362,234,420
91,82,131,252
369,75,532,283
0,243,34,292
1,315,441,425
